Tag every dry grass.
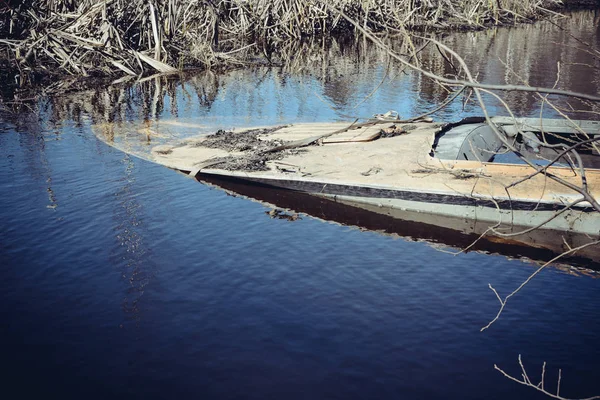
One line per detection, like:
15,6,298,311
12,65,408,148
0,0,563,87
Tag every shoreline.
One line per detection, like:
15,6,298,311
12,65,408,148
0,1,598,95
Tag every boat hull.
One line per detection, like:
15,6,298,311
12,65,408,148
199,169,600,237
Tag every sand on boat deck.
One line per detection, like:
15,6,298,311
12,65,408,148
153,121,439,179
145,120,599,208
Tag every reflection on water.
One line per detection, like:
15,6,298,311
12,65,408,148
112,154,153,325
0,103,155,325
5,106,61,211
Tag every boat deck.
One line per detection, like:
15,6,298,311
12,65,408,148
147,120,600,211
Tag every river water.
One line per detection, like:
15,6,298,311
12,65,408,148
1,11,599,400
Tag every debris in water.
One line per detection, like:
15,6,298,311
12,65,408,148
266,208,301,221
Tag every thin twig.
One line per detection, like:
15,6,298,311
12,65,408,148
495,356,600,400
481,240,600,332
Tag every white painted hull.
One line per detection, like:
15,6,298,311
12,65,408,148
323,193,600,237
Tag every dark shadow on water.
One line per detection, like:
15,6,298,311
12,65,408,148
197,173,600,272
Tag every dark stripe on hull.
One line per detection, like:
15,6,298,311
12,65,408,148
199,172,595,213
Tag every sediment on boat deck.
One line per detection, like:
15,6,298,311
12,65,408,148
155,121,416,173
185,126,307,172
199,127,286,153
147,120,443,175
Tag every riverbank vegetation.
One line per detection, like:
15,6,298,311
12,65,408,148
0,0,584,90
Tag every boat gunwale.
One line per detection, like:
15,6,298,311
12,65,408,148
193,168,598,213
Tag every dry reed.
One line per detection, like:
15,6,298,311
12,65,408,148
0,0,565,87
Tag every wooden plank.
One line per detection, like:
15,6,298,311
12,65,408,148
263,122,351,142
322,124,391,144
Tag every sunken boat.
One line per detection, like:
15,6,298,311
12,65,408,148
95,116,600,262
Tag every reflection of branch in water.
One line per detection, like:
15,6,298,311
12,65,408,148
112,154,153,325
12,107,61,211
46,176,58,210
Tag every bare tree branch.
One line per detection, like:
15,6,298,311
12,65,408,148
496,355,600,400
318,4,600,102
481,240,600,332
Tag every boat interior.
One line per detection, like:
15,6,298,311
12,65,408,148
432,117,600,169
